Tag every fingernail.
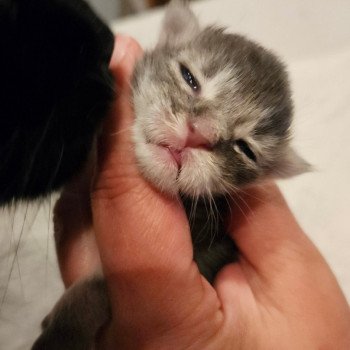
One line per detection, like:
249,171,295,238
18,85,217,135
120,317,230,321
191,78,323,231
111,35,133,65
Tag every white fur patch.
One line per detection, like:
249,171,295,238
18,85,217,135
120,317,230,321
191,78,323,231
202,67,238,100
133,114,228,197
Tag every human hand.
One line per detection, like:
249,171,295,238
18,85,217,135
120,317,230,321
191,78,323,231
55,35,350,349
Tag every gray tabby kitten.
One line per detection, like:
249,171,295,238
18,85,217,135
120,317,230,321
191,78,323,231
32,1,309,349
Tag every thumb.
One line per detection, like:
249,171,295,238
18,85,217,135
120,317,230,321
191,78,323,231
214,183,311,298
91,36,217,345
226,182,315,277
219,183,319,278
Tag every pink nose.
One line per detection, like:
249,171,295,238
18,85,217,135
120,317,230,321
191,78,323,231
185,122,213,149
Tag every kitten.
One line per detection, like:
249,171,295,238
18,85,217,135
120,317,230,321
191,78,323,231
0,0,114,205
32,1,309,349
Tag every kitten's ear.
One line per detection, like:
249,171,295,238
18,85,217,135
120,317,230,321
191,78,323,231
273,147,312,178
157,0,200,47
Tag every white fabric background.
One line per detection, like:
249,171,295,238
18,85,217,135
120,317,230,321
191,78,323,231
1,0,349,348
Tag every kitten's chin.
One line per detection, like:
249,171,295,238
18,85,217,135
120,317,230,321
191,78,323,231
135,142,226,198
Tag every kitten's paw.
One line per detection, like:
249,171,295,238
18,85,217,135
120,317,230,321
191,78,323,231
32,276,110,350
32,327,91,350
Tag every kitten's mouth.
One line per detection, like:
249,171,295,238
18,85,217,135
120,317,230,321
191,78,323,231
166,147,183,167
148,120,215,171
155,143,183,168
158,143,212,169
140,140,219,197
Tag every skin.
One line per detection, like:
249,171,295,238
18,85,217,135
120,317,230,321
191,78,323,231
54,35,350,349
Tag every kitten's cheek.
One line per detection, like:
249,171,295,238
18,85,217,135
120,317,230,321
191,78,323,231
135,143,179,194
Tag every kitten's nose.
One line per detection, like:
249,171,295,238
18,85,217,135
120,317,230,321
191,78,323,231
185,121,214,149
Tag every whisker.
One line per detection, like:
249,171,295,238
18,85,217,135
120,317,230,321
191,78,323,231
0,130,20,176
194,197,211,244
109,125,133,137
45,195,52,290
15,253,24,300
207,196,214,247
208,194,219,249
236,185,268,205
45,142,65,193
19,109,54,195
189,197,199,244
224,195,234,219
203,196,213,244
226,191,252,227
0,202,29,310
188,195,196,227
6,204,16,268
221,179,255,218
233,190,254,217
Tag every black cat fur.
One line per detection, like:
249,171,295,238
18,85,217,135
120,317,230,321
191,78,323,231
0,0,114,204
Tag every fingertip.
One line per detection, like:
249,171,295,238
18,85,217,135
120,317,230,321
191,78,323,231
97,35,143,153
214,264,253,322
214,263,248,297
110,35,143,83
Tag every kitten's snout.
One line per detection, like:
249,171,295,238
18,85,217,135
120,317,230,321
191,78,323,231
156,119,217,169
186,121,216,150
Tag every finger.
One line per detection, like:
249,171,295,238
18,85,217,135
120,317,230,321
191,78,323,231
54,161,100,287
214,182,324,324
93,35,192,274
217,183,350,347
226,182,320,278
91,35,220,343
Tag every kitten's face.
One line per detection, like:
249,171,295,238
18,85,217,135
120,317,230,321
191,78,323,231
132,1,307,197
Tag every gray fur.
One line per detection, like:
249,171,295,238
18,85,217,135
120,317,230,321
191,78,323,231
32,276,109,350
133,24,307,192
33,1,309,349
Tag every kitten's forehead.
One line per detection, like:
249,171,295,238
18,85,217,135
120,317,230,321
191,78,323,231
191,28,292,136
135,27,292,141
190,28,290,98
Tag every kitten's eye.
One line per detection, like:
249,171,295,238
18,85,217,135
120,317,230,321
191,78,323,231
180,64,200,92
236,139,257,162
